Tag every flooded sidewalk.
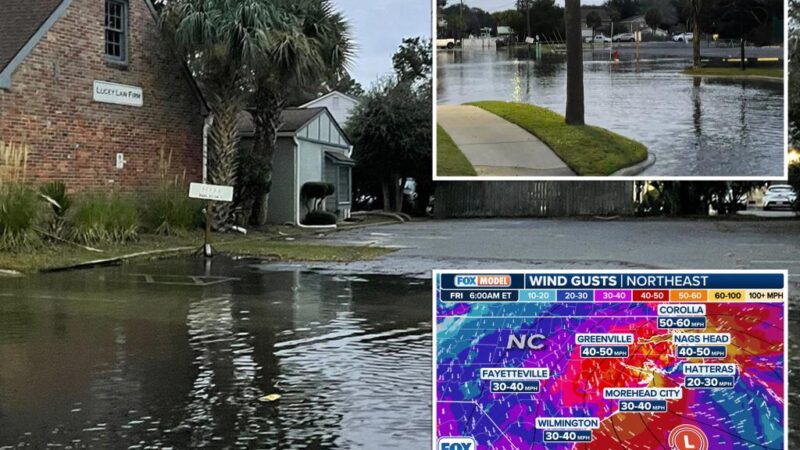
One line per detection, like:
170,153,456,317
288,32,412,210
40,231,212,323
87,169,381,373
437,104,574,176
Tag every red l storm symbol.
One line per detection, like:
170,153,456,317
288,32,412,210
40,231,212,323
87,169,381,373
669,425,709,450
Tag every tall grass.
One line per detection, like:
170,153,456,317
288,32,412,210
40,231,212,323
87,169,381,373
0,141,38,251
0,140,29,184
71,191,139,244
140,148,202,235
0,184,40,250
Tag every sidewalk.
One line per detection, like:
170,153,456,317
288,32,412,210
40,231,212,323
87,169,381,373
437,105,575,176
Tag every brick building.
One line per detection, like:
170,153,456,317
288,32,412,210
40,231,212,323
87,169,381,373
0,0,208,189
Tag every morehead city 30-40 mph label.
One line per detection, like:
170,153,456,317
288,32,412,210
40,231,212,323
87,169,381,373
434,271,788,450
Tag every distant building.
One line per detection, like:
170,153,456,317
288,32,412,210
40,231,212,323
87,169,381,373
617,15,647,32
238,107,354,225
496,26,515,37
300,91,360,129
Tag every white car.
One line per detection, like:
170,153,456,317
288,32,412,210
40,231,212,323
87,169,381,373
584,34,611,43
436,38,456,49
763,184,797,210
672,32,693,42
612,33,635,42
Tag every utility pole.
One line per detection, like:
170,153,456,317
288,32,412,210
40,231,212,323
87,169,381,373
460,0,464,41
526,1,531,39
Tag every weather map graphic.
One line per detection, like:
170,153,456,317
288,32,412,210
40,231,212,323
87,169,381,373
434,271,788,450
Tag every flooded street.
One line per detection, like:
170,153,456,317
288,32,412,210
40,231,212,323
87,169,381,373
437,49,784,176
0,258,432,449
0,250,797,448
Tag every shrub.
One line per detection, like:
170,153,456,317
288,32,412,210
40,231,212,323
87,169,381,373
71,191,139,244
0,184,41,250
141,185,203,235
300,182,335,211
302,210,337,225
39,181,72,238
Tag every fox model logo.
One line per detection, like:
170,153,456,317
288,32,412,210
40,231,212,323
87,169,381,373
438,437,477,450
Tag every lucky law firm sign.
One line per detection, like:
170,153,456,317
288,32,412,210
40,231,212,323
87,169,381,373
93,81,143,107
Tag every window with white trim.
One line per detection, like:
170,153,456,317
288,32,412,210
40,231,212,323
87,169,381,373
105,0,128,63
337,166,351,203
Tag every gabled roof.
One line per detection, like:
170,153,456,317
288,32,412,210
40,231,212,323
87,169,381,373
238,107,351,146
0,0,69,84
281,107,329,133
299,90,360,109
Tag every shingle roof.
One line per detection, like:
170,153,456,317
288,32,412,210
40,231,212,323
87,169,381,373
237,107,329,137
0,0,64,72
280,107,327,132
324,150,355,165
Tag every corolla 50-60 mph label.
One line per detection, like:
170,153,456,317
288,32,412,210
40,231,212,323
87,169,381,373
433,270,788,450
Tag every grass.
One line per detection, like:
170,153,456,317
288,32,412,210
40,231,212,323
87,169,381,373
469,101,648,176
682,67,784,79
215,239,394,262
437,125,477,176
0,231,396,274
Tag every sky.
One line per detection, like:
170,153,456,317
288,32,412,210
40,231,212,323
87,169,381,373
333,0,432,88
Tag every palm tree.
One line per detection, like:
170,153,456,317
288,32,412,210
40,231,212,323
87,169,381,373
691,0,701,69
161,0,274,228
564,0,584,125
244,0,354,225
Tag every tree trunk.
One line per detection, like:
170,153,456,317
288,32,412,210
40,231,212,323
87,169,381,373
740,20,746,71
564,0,584,125
692,0,701,69
394,175,405,213
248,90,285,226
207,91,241,230
381,180,391,212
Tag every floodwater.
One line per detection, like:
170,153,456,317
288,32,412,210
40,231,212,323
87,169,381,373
437,49,785,177
0,258,432,449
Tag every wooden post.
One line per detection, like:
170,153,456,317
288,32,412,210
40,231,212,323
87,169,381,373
204,200,213,257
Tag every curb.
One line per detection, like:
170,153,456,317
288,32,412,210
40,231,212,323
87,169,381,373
0,269,23,277
612,153,656,176
42,247,197,273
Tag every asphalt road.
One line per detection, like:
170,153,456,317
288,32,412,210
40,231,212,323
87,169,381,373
296,217,799,446
302,218,800,279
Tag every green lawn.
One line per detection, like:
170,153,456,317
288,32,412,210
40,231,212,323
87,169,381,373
682,67,784,79
437,125,478,176
0,232,395,274
469,101,648,176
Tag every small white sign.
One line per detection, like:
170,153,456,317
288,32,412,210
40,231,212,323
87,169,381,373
93,81,143,107
189,183,234,202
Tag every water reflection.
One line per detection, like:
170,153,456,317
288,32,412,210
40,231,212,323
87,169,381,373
437,49,784,176
0,258,432,449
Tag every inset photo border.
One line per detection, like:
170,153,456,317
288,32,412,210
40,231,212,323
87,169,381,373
431,0,790,181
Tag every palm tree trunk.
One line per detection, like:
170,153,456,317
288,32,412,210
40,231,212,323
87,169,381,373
207,92,241,230
564,0,585,125
692,0,701,69
250,90,286,226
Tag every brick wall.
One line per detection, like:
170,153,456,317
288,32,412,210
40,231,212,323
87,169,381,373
0,0,205,190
